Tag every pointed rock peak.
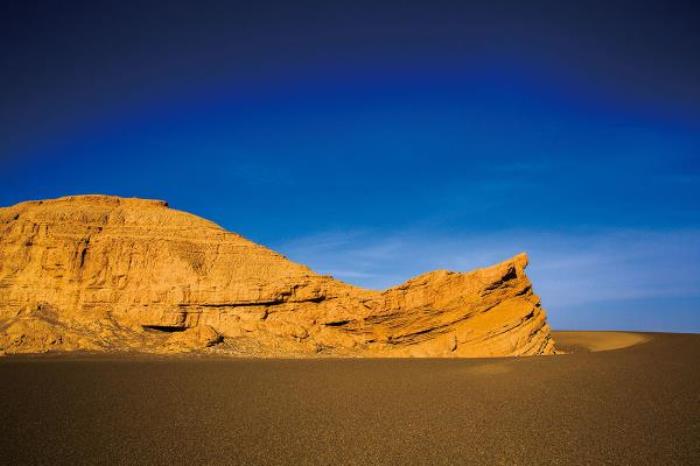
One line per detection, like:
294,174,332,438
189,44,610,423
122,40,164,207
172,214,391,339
512,252,529,269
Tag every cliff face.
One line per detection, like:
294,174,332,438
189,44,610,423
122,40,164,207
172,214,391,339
0,195,555,357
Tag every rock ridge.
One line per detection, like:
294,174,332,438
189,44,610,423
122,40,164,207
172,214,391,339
0,195,555,357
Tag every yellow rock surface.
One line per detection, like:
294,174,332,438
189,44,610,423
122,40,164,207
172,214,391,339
0,195,555,357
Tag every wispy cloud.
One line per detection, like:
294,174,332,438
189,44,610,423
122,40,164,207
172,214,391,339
274,228,700,331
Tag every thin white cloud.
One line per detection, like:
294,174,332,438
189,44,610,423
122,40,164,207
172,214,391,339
275,228,700,314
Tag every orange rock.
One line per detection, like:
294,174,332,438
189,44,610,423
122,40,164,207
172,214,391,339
0,195,555,357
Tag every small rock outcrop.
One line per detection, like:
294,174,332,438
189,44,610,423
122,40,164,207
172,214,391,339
0,195,555,357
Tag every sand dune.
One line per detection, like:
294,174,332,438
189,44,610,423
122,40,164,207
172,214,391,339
553,330,651,352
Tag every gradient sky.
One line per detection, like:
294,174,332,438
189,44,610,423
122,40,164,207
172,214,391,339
2,1,699,331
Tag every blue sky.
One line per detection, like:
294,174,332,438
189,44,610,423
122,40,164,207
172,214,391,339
1,1,699,331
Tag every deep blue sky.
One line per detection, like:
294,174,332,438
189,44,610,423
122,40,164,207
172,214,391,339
2,1,699,331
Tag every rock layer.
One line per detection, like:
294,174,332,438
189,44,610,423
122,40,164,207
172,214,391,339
0,195,555,357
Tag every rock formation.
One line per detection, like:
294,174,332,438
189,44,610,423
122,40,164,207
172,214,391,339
0,195,555,357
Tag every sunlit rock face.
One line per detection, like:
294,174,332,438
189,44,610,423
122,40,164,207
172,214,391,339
0,195,555,357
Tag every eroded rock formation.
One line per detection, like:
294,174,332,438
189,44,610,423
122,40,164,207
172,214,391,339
0,195,555,357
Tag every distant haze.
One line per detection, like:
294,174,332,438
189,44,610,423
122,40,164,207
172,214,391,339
1,1,698,332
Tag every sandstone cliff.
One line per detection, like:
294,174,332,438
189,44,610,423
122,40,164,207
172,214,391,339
0,195,555,357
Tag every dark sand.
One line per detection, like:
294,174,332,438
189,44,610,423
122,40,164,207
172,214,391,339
1,332,698,465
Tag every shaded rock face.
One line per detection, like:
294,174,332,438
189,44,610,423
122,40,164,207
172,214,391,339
0,195,555,357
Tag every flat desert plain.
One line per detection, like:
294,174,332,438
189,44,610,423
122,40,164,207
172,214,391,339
1,331,698,465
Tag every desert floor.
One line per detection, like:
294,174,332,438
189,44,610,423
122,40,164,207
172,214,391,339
1,331,698,465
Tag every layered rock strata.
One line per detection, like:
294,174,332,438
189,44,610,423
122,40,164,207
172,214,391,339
0,195,555,357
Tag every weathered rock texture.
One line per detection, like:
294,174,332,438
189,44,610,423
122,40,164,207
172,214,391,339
0,195,555,357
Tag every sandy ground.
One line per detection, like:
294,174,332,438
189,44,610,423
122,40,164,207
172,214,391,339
0,331,698,465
